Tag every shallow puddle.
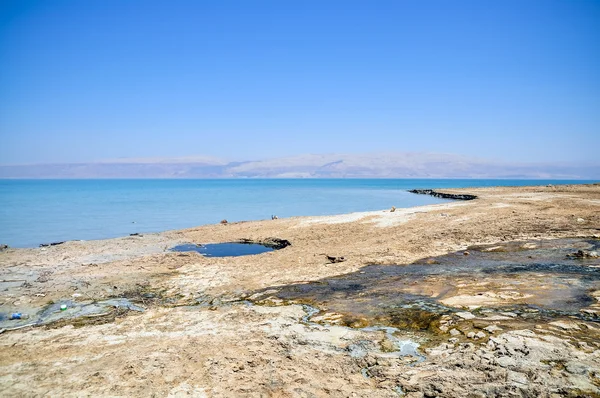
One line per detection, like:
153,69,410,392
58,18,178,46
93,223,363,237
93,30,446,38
249,238,600,329
171,242,275,257
0,298,144,331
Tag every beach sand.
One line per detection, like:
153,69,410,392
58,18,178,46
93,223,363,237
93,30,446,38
1,184,600,397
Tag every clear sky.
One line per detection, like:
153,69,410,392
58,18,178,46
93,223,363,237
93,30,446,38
0,0,598,165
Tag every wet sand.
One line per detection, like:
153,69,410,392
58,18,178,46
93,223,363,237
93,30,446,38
1,183,600,397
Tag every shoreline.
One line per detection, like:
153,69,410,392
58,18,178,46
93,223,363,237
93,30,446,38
1,183,600,397
1,179,598,249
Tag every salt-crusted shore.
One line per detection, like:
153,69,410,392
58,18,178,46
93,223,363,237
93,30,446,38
1,184,600,397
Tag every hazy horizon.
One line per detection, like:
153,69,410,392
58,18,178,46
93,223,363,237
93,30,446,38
1,151,598,179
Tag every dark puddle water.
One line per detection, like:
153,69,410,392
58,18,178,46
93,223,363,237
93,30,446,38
171,242,275,257
249,238,600,329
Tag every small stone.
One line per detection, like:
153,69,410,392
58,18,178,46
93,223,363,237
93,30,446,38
475,331,486,339
448,338,459,344
467,332,476,339
496,357,516,368
449,328,461,336
456,312,476,320
576,218,585,223
484,325,503,334
500,312,517,318
463,251,470,256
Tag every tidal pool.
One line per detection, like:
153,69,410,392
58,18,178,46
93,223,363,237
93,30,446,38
172,242,275,257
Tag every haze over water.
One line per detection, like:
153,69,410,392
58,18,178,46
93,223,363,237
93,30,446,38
1,178,596,248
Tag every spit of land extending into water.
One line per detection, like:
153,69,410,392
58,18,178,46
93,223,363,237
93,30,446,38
1,184,600,397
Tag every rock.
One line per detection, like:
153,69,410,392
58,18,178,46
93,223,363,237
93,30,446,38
496,357,517,368
580,309,599,319
467,332,476,339
258,237,291,249
449,328,461,336
548,320,580,330
456,312,476,320
500,312,518,318
325,255,345,264
448,337,459,344
408,189,477,201
507,370,528,385
390,206,396,212
475,331,486,339
576,218,585,223
220,219,228,224
380,338,397,353
0,244,8,251
565,362,589,375
39,241,65,247
484,325,503,334
567,249,598,259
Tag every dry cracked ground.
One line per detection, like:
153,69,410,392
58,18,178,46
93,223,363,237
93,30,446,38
1,184,600,397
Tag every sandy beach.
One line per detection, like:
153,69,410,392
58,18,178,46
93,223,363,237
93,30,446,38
1,184,600,397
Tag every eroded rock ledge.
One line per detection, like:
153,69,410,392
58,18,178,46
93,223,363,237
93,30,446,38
409,189,477,200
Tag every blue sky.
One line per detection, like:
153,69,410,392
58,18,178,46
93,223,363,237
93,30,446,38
0,0,598,164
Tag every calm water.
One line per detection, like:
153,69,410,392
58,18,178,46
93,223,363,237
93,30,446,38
0,179,595,248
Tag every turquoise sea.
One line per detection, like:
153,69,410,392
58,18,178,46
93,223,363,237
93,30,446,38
0,179,596,248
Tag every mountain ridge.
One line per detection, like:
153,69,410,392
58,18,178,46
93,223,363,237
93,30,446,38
0,153,598,179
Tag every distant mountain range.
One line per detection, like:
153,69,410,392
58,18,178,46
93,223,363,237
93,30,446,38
1,153,598,179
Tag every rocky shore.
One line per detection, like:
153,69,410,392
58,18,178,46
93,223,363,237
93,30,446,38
1,183,600,397
408,189,478,201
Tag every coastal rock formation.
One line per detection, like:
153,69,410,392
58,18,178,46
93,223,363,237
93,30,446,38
408,189,477,200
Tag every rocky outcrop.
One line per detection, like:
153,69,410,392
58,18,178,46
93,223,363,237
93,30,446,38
238,237,291,250
39,241,65,247
408,189,477,200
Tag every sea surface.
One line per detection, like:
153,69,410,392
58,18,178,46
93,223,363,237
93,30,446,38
0,179,595,248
